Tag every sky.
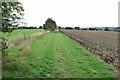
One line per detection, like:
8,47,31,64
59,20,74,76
20,0,119,27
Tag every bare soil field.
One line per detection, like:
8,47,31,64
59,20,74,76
60,30,119,70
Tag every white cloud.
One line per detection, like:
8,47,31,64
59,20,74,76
20,0,119,27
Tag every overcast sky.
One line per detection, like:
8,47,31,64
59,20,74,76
20,0,119,27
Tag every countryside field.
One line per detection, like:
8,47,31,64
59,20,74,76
2,29,116,78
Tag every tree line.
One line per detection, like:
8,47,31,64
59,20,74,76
61,27,112,31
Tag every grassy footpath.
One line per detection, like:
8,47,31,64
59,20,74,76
3,31,116,78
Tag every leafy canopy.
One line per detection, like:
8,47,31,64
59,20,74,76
43,18,57,31
1,1,24,33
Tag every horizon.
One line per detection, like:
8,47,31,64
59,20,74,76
18,25,119,28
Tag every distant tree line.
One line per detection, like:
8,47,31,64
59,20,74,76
62,27,115,31
65,27,73,30
16,26,44,29
18,26,37,29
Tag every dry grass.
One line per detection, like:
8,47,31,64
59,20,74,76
8,32,45,48
22,45,31,56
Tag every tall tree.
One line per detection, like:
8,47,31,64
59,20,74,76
1,1,24,33
43,18,57,31
1,1,24,57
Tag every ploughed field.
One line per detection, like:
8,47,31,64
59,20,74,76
2,29,116,78
60,30,118,70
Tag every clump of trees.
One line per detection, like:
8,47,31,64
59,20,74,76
43,18,57,31
39,26,42,29
18,26,37,29
89,28,97,30
65,27,73,30
104,27,109,31
81,28,87,30
1,1,24,58
58,26,61,29
74,27,80,30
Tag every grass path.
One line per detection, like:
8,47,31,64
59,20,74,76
3,32,116,78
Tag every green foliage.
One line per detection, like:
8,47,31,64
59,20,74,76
1,1,24,33
43,18,57,31
2,36,8,57
1,1,24,58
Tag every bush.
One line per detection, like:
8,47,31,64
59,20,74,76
2,37,8,57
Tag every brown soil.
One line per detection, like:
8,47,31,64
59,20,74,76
60,30,119,70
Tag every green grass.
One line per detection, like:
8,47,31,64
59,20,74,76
1,29,44,40
3,31,116,78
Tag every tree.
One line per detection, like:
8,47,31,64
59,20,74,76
75,27,80,30
43,18,57,31
65,27,73,30
104,27,109,31
1,1,24,58
58,26,61,29
89,28,96,30
2,1,24,33
39,26,42,29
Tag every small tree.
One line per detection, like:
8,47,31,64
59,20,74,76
43,18,57,31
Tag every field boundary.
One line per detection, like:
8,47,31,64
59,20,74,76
60,30,118,74
8,32,48,48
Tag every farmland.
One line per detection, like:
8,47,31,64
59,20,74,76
1,29,44,40
60,30,118,70
2,29,116,78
